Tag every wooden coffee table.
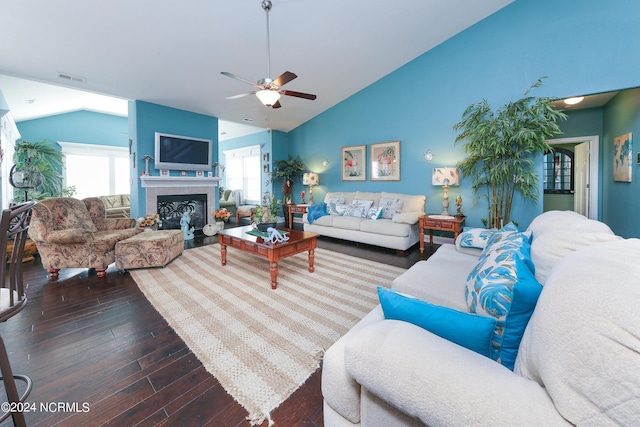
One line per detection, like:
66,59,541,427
218,225,318,289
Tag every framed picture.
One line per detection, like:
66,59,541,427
180,171,187,176
160,170,169,176
613,133,632,182
263,153,269,162
263,164,269,173
196,170,204,177
341,145,366,181
370,140,400,181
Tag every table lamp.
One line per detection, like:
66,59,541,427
432,167,459,216
302,172,319,205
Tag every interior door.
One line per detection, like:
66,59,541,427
573,142,590,217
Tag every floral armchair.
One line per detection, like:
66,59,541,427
28,197,141,279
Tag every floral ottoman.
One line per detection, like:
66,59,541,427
115,230,184,270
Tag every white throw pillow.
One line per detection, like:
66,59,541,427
367,206,384,220
379,197,404,219
352,199,374,216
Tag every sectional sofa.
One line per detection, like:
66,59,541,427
322,210,640,426
302,191,426,252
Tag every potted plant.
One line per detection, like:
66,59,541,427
11,139,75,202
453,78,567,228
253,193,282,231
272,154,305,204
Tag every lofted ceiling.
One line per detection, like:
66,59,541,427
0,0,513,136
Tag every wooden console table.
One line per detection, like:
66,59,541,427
419,214,466,253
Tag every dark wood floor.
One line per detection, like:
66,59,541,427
0,221,436,426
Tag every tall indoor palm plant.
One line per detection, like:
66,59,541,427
12,139,67,202
453,78,567,228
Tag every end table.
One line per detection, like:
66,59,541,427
419,214,466,253
285,204,309,229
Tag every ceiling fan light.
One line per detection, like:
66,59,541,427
564,96,584,105
256,89,281,106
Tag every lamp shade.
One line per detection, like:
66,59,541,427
256,89,281,106
303,172,319,186
432,168,459,186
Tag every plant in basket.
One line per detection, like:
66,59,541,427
253,193,282,231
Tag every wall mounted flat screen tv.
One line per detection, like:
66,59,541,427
154,132,213,172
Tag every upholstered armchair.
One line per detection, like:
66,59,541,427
28,197,141,279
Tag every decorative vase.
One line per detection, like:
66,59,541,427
144,226,153,232
257,221,277,232
216,221,225,231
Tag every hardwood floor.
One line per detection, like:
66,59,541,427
0,222,437,426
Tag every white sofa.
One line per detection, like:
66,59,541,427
322,210,640,426
303,191,426,252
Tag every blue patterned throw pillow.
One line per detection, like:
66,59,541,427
465,232,542,370
459,227,497,250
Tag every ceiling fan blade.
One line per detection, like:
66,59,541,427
282,90,317,101
272,100,282,109
272,71,297,88
221,71,257,87
226,91,256,100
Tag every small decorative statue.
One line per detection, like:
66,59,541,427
180,211,195,240
456,195,464,217
265,227,289,244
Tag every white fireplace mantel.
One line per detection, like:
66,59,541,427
140,175,221,188
141,175,221,218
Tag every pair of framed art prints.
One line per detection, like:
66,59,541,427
341,140,400,182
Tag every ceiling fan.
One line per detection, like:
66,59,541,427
221,0,317,109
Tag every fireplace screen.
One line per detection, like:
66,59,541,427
157,194,207,232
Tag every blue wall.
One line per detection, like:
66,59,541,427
601,89,640,237
128,101,218,217
16,110,128,149
288,0,640,230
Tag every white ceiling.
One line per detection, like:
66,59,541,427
0,0,513,136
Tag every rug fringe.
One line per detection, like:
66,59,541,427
247,410,274,426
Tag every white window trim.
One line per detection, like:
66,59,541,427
223,144,261,204
58,141,128,195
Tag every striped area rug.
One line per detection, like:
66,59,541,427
130,244,406,425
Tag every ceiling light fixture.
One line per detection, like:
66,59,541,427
256,89,281,107
563,96,584,105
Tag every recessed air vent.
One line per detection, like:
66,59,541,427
57,72,86,84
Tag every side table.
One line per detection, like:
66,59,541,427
419,214,466,253
284,204,309,229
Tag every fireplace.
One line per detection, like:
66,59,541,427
140,176,220,232
157,194,207,232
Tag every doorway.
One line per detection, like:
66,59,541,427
545,136,599,219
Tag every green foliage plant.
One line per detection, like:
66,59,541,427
12,140,67,202
271,154,305,202
453,78,567,228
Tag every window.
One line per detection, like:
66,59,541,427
543,148,574,194
223,145,261,203
58,142,129,199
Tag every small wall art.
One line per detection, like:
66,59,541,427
613,132,632,182
341,145,366,181
370,140,400,181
